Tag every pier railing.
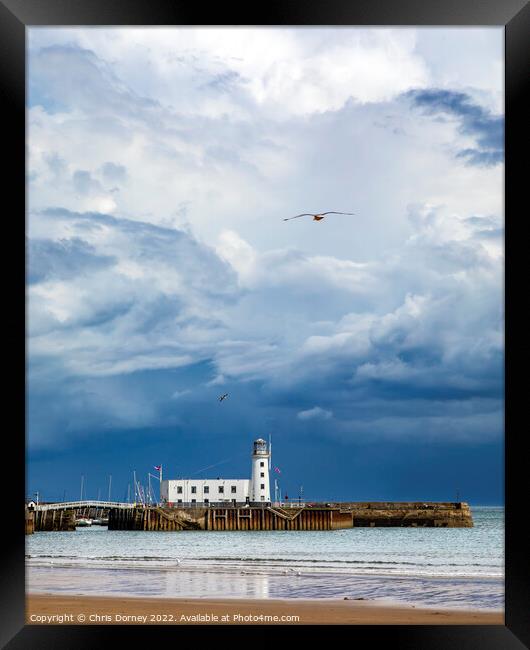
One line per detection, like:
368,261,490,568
33,500,136,511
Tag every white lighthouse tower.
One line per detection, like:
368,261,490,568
250,438,271,503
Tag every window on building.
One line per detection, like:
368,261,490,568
260,472,264,478
218,486,224,493
177,486,183,494
191,486,197,494
203,486,209,494
260,461,264,467
261,496,265,501
204,498,209,504
191,498,196,504
231,486,237,493
177,499,182,504
261,484,265,490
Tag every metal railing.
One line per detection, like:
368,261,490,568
32,500,136,511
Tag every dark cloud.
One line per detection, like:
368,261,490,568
44,152,67,176
407,89,503,167
29,44,160,118
200,70,242,92
28,208,240,379
100,162,127,184
72,170,102,195
27,237,116,284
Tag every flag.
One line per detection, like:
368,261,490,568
274,466,281,474
154,465,161,471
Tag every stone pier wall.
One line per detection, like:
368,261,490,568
336,502,473,527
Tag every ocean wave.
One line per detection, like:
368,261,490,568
193,556,501,568
26,554,501,571
25,559,504,579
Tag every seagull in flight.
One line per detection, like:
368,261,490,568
284,211,355,222
218,393,229,402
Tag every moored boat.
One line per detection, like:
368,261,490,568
75,518,92,527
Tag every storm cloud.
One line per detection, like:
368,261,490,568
408,88,504,167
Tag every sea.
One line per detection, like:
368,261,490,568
26,506,504,610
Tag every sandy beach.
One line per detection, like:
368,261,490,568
26,594,504,625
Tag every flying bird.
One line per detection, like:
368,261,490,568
283,211,355,222
218,393,229,402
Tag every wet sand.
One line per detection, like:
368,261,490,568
26,594,504,625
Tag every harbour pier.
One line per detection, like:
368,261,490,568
26,500,473,532
107,501,472,531
26,500,133,533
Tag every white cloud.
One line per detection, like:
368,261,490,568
206,374,227,386
297,406,333,421
27,34,503,265
171,389,191,399
29,28,430,118
26,28,503,447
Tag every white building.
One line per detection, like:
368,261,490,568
160,438,271,506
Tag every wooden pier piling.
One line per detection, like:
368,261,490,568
25,507,35,535
108,505,352,532
33,508,76,532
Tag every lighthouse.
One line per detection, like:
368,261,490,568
250,438,271,503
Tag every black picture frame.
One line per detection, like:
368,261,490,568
2,0,527,647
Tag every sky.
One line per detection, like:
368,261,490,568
26,27,504,505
